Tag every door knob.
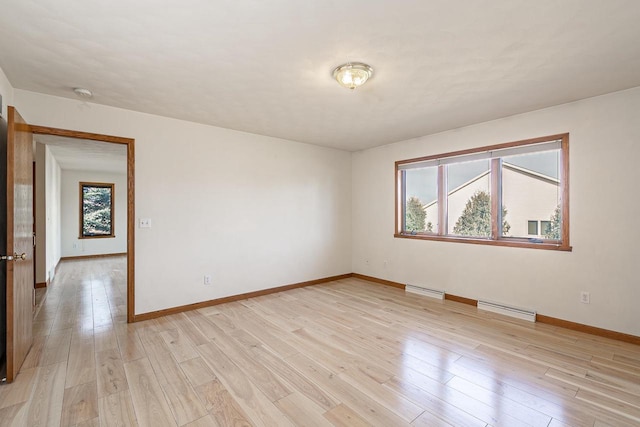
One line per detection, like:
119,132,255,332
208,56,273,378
0,253,26,261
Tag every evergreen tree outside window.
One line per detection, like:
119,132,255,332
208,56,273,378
544,205,561,240
452,190,510,237
403,165,438,234
80,182,115,238
405,196,433,233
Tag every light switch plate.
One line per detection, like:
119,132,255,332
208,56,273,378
139,218,151,228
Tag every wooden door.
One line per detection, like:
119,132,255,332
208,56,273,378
2,106,34,382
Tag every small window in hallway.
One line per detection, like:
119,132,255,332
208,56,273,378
80,182,115,238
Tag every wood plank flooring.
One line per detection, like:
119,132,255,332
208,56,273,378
1,256,639,426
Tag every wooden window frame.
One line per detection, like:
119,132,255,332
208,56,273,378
79,182,115,239
394,133,571,251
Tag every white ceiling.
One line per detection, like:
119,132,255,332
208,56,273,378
2,0,640,151
35,135,127,174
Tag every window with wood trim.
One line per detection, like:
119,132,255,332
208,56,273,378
395,134,570,251
80,182,115,238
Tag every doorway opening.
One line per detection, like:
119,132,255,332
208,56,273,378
31,125,135,323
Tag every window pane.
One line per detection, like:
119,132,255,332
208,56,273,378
404,167,437,233
501,150,560,239
395,134,568,250
82,185,113,236
447,159,491,237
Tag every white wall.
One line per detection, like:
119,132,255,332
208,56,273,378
0,65,13,119
61,170,127,257
45,146,62,282
353,87,640,337
35,143,47,283
14,90,352,315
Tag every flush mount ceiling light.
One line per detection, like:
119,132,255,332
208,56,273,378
73,87,93,98
332,62,373,90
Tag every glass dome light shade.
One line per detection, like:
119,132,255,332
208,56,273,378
332,63,373,90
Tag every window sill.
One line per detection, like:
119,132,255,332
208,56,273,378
394,233,572,251
79,235,116,239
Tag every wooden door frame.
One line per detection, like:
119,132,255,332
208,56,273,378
30,125,135,322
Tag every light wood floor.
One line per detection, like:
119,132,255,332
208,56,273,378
1,257,639,426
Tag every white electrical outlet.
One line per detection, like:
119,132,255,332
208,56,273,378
204,275,212,286
580,291,590,304
139,218,152,228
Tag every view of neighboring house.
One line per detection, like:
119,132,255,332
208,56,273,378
423,162,560,238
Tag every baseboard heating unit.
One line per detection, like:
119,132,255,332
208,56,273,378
477,299,537,322
405,285,445,300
